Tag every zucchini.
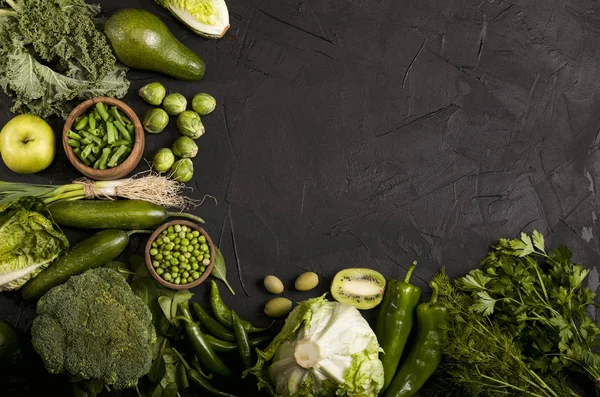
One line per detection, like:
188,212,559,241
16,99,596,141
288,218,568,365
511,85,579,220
21,229,144,301
47,200,204,230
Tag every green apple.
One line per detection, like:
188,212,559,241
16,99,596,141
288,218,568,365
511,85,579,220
0,114,55,174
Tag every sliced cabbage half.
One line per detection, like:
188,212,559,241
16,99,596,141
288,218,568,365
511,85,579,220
155,0,230,39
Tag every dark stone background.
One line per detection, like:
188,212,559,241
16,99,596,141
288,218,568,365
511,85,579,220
1,0,599,395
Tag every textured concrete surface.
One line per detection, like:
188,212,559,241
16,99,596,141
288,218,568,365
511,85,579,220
1,0,599,395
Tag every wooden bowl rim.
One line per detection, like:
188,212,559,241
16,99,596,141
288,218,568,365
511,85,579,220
145,220,215,290
62,97,144,181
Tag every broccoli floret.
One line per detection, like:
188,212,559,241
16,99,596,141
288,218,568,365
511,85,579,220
31,268,156,389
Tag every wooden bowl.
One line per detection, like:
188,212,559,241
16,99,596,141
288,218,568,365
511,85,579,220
145,220,215,290
63,97,144,181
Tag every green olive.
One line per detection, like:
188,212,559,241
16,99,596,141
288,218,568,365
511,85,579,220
295,272,319,291
264,298,293,318
263,275,284,294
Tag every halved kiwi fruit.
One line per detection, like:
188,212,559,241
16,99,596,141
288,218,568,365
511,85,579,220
330,268,386,310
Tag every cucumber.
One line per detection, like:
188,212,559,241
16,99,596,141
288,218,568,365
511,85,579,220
47,200,204,230
21,229,142,301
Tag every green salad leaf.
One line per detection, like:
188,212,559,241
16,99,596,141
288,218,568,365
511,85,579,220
0,0,129,118
0,197,69,291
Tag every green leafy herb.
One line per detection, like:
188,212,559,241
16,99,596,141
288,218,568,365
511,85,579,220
425,270,578,397
212,247,235,295
0,0,129,118
457,231,600,384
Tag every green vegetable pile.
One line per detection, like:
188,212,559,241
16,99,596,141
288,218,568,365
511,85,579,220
0,0,129,118
31,267,155,390
68,102,135,169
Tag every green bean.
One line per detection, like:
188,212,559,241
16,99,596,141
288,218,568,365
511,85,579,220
109,106,124,124
73,147,82,156
107,145,128,167
86,128,100,137
80,130,102,145
67,139,80,148
87,153,97,163
93,107,101,120
80,144,93,160
95,102,109,121
126,122,134,133
74,116,88,130
99,147,110,170
91,146,100,155
114,120,132,142
107,121,117,144
88,113,96,130
80,156,92,166
67,130,82,140
81,137,93,145
110,139,131,147
93,158,101,169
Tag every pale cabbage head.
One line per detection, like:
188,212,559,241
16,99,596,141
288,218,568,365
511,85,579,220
155,0,230,39
247,296,384,397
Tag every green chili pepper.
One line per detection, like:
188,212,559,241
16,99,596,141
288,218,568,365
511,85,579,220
172,349,237,397
210,280,270,333
193,303,235,342
231,310,253,369
384,282,448,397
375,261,421,392
175,302,232,378
205,334,271,354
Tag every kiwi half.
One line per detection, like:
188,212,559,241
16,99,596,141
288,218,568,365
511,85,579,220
330,268,386,310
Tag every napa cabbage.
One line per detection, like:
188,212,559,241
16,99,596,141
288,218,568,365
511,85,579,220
155,0,230,39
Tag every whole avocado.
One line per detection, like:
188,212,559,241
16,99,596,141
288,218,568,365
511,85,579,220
104,9,205,80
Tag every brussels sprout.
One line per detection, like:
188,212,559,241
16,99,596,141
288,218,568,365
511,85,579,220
172,136,198,159
170,158,194,183
176,110,205,139
163,93,188,116
152,148,175,172
192,93,216,116
138,82,166,106
143,108,169,134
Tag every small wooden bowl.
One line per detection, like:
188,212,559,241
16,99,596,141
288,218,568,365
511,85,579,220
63,97,144,181
145,220,215,290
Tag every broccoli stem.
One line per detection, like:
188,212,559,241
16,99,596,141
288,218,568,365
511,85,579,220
0,9,17,16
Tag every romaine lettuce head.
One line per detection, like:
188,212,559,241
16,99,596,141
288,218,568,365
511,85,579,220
247,296,384,397
0,197,69,291
155,0,230,39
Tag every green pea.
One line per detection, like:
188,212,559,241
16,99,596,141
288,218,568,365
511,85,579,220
156,239,164,246
186,232,194,240
181,239,190,246
191,238,198,245
150,248,158,256
202,259,210,266
174,277,181,285
193,243,200,250
188,277,194,283
182,271,190,279
192,272,200,279
168,226,175,233
196,255,203,262
174,224,182,233
162,237,170,244
187,245,195,253
199,235,206,243
173,252,180,258
182,225,188,232
180,258,189,265
151,260,159,268
184,252,191,259
171,272,178,279
156,253,163,260
192,263,199,270
193,250,201,257
170,258,179,266
152,242,157,248
192,230,200,237
204,252,211,259
200,244,209,252
156,268,164,275
174,245,181,251
173,237,180,244
164,254,173,260
164,273,173,281
200,266,206,272
165,243,175,251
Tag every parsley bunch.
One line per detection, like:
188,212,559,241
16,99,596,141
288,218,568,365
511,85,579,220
457,231,600,385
